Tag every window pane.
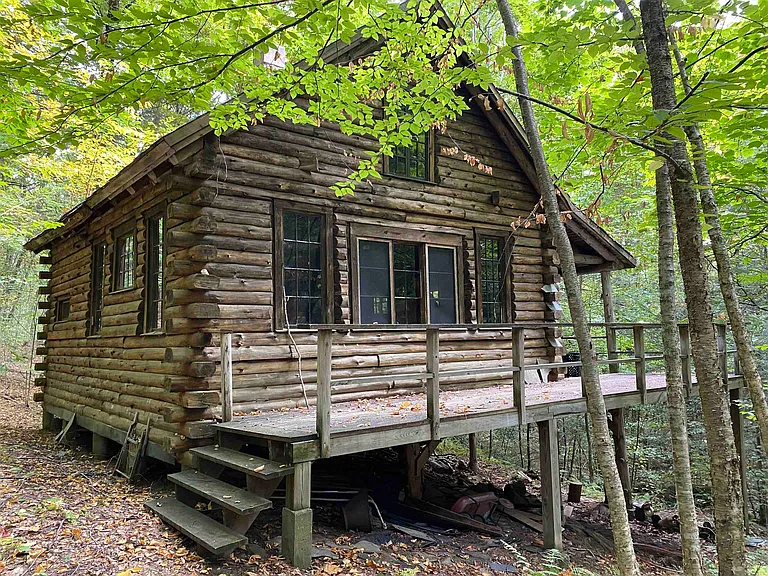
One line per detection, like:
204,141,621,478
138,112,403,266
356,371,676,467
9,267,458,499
393,243,421,324
479,236,504,323
145,214,164,332
390,131,429,181
282,212,323,326
428,246,456,324
359,240,391,324
90,242,106,335
115,232,135,290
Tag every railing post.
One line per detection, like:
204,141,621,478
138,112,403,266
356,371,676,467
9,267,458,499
716,323,728,381
512,327,526,425
606,324,619,374
425,327,440,441
678,324,692,394
316,328,333,458
633,325,646,403
221,332,233,423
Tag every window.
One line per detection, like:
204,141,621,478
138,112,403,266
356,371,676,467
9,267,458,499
275,203,332,329
88,241,106,335
113,225,135,291
55,298,70,322
477,235,505,323
386,131,431,181
144,210,165,333
352,226,462,325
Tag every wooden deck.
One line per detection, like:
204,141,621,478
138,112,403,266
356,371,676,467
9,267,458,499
216,372,744,463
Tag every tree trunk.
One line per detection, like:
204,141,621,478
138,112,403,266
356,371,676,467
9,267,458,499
669,31,768,455
640,1,747,574
655,162,704,576
495,2,639,573
585,414,594,483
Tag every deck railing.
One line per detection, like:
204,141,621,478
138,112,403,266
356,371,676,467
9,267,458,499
217,322,740,457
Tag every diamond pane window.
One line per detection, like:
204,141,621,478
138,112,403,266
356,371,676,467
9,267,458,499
114,232,135,290
145,213,165,332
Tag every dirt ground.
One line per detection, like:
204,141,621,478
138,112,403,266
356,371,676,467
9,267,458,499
1,366,765,576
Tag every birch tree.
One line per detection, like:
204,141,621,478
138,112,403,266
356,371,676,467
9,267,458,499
639,1,747,574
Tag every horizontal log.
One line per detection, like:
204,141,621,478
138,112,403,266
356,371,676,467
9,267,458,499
166,289,271,306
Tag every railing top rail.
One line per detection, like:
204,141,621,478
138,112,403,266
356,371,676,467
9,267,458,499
299,322,674,332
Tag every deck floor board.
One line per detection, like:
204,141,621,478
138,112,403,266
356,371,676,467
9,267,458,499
216,373,739,444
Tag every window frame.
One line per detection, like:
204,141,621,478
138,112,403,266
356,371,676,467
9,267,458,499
88,239,107,336
350,223,463,325
55,297,71,322
383,129,436,183
474,228,513,324
143,204,166,334
111,220,137,293
273,201,333,330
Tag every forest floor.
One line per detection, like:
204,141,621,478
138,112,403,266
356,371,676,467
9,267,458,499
1,365,767,576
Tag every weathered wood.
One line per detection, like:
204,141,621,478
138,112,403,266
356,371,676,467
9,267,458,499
678,324,693,394
601,271,619,374
716,323,728,379
221,333,233,423
425,328,440,440
730,387,749,530
512,328,526,424
538,418,563,550
316,329,333,459
633,326,646,403
607,408,632,511
282,461,312,569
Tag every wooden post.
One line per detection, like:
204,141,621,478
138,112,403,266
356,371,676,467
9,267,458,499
716,323,728,381
607,408,632,511
220,332,233,423
679,324,692,394
601,271,619,374
538,419,563,550
425,327,440,440
282,461,312,569
511,327,526,425
468,433,479,472
633,326,646,403
730,387,749,530
316,328,333,459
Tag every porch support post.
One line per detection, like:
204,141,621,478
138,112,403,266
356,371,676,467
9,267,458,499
91,432,113,459
512,327,526,424
316,329,333,458
600,271,618,373
538,418,563,550
282,461,312,569
607,408,632,511
730,387,749,530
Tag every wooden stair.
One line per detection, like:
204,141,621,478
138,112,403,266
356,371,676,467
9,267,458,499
145,443,292,557
145,498,246,556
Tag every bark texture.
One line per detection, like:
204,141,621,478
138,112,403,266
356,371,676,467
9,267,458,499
655,163,704,576
669,31,768,454
640,1,747,574
495,1,640,574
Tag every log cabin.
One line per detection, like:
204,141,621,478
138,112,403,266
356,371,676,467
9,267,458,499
24,23,748,568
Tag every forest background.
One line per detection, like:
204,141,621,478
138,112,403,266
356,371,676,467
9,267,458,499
0,0,766,526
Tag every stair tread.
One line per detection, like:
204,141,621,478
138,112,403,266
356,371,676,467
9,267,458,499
144,497,246,555
190,445,293,480
168,471,272,514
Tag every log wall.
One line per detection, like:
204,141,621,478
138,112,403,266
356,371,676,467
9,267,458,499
37,95,563,453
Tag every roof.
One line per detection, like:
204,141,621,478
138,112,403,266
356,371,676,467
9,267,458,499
24,9,637,273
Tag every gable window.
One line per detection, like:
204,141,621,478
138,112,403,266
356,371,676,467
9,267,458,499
144,210,165,333
55,298,70,322
113,224,136,291
353,225,462,325
274,203,333,329
88,241,106,335
475,232,511,323
386,131,431,181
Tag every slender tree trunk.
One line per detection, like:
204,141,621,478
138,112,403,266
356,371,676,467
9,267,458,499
669,31,768,454
640,1,747,574
495,2,639,573
656,162,705,576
